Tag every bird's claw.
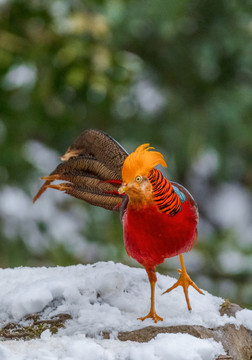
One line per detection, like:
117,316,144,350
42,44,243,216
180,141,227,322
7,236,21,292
162,270,204,311
138,311,163,323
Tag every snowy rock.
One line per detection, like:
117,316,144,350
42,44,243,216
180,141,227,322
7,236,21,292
0,262,251,360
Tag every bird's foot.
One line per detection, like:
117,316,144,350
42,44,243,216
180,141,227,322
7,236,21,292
138,310,163,323
162,269,204,310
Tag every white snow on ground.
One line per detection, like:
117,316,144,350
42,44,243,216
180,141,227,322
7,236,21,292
0,333,224,360
0,261,251,360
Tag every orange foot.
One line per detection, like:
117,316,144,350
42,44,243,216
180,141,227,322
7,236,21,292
138,311,163,323
162,268,204,310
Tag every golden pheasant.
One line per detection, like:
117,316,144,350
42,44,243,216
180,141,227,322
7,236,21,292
34,129,203,322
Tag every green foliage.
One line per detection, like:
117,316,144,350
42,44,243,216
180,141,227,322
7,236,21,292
0,0,251,307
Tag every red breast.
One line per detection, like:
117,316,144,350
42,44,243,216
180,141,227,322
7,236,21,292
122,201,198,268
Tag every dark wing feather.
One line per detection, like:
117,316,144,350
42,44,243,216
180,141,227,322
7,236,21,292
120,195,129,222
50,156,121,181
33,129,129,211
61,129,128,176
171,181,199,245
170,181,199,222
47,182,122,211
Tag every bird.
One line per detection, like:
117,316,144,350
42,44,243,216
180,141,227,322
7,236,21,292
34,129,203,322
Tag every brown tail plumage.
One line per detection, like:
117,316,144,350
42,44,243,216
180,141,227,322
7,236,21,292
33,129,128,211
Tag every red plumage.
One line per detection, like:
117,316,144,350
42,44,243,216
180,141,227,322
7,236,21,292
118,145,203,322
34,129,203,323
123,200,197,268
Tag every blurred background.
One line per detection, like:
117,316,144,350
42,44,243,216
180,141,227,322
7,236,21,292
0,0,251,308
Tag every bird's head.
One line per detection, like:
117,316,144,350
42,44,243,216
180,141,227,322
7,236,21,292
118,144,167,203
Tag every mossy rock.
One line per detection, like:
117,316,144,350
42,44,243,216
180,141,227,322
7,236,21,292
0,313,72,340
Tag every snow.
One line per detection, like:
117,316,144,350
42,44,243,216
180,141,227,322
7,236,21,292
0,261,251,360
0,334,224,360
235,308,252,330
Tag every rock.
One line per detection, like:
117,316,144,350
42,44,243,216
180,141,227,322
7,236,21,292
0,313,72,340
105,324,251,360
103,299,252,360
219,299,243,317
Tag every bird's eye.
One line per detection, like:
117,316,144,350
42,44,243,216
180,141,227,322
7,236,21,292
135,176,142,183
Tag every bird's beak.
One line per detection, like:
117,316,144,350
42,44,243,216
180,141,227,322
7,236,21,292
118,183,127,194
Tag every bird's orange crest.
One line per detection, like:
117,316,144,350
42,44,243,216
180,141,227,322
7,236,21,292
122,144,167,183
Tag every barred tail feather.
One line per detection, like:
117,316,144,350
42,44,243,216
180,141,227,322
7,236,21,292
33,129,128,211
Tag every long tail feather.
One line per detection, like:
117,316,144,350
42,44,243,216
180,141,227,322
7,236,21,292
46,182,122,211
50,157,121,181
33,129,128,211
33,180,51,203
41,174,120,193
61,129,128,176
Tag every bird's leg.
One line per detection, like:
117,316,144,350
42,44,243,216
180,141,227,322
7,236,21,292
138,267,163,323
162,254,204,310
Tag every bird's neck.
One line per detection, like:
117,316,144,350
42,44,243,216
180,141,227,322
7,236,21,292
148,168,182,216
127,182,155,210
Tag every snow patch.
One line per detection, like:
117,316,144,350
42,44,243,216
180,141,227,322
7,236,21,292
0,262,249,331
235,309,252,330
0,262,250,359
0,334,225,360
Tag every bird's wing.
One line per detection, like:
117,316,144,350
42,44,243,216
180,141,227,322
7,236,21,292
170,181,199,222
120,195,129,222
33,129,129,211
